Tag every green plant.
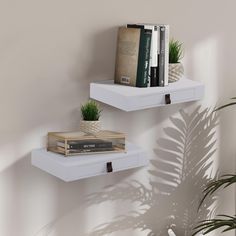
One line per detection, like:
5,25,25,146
193,215,236,235
193,174,236,235
81,100,101,121
192,101,236,235
169,39,184,63
215,97,236,111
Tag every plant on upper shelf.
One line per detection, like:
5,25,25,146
192,100,236,235
80,100,102,133
169,39,184,63
169,38,184,83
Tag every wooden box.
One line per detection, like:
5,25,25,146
47,130,125,156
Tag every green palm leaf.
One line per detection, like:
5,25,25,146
192,215,236,235
199,174,236,208
215,97,236,111
215,102,236,111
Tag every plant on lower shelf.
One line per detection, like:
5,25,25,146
80,100,102,133
192,99,236,235
169,38,184,83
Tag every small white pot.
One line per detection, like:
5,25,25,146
80,120,101,133
168,63,184,83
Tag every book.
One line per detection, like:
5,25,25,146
56,146,114,154
158,25,169,86
163,25,169,86
128,23,169,87
149,25,158,82
114,27,152,87
158,26,165,87
136,27,151,87
57,140,113,150
127,24,159,87
149,25,159,87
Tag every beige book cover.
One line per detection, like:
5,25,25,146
114,27,140,87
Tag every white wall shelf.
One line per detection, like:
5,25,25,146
90,78,204,111
31,143,148,182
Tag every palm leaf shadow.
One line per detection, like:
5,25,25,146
87,106,219,236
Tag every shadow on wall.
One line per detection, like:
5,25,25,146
32,106,218,236
85,106,219,236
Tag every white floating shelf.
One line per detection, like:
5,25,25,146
90,78,204,111
31,143,148,182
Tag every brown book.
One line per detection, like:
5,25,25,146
114,27,140,87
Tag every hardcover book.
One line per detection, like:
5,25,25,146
114,27,152,87
127,24,159,87
128,23,169,87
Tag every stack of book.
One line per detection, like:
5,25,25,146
114,23,169,88
47,130,125,156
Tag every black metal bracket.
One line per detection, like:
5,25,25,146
106,162,113,173
165,94,171,104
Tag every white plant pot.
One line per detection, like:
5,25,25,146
168,63,184,83
80,120,101,133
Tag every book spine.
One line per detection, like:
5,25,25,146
158,26,165,87
131,24,158,87
69,142,112,150
164,25,169,86
127,24,150,87
136,29,152,87
150,26,159,87
68,148,114,154
144,30,152,87
57,141,113,150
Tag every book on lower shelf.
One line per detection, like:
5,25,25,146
47,130,126,156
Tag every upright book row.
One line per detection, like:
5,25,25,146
115,24,169,88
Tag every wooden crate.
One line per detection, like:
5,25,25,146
47,130,126,156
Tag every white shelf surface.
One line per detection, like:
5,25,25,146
90,78,204,111
31,143,149,182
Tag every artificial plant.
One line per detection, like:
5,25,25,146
169,39,184,64
81,100,101,121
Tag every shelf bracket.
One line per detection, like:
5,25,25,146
165,94,171,104
106,162,113,173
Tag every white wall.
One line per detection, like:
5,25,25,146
0,0,235,235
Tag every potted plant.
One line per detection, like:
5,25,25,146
192,99,236,235
80,100,102,133
169,39,184,83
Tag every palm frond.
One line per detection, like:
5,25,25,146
214,102,236,111
199,174,236,208
192,215,236,235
